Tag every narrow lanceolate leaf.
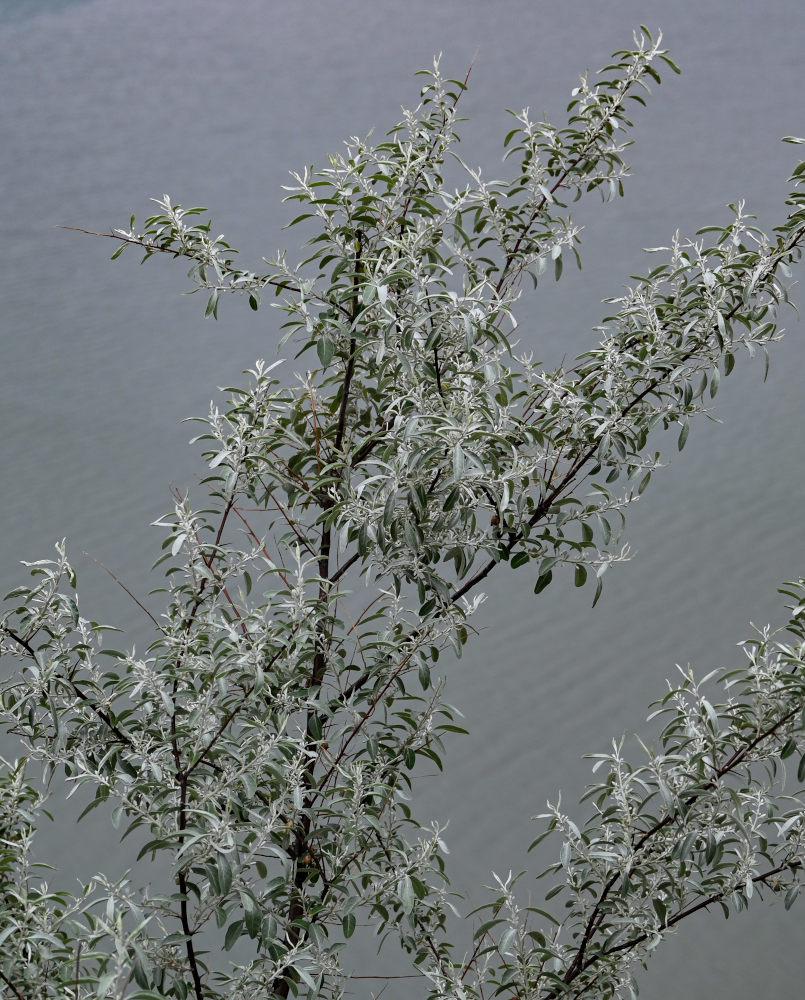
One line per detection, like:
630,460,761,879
453,443,465,479
677,419,690,451
317,336,335,367
398,875,415,915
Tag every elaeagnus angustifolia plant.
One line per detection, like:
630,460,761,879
3,25,805,1000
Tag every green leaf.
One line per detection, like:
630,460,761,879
574,564,587,587
539,555,558,577
286,211,317,225
224,919,244,951
131,946,152,990
308,713,323,740
554,252,563,282
398,875,415,914
96,972,117,998
342,912,356,938
709,365,720,398
797,753,805,783
217,854,233,896
716,310,727,345
453,443,465,479
242,891,262,938
677,419,690,451
295,967,321,992
317,337,335,368
473,917,504,939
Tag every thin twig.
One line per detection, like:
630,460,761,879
185,639,289,777
317,645,416,792
306,374,323,474
563,860,802,997
349,973,426,980
0,967,27,1000
83,551,164,632
449,229,805,608
230,504,291,587
330,549,360,585
333,236,363,455
58,225,350,316
4,628,134,747
181,498,247,637
74,942,82,998
257,477,318,558
559,699,805,989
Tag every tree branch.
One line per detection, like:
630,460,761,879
3,627,134,748
558,696,805,990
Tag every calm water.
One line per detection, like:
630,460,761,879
2,1,805,995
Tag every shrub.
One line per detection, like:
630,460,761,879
2,26,805,1000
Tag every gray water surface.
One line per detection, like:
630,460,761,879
2,1,804,996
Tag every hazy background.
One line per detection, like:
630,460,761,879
2,1,804,996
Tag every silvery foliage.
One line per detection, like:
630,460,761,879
2,26,805,1000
